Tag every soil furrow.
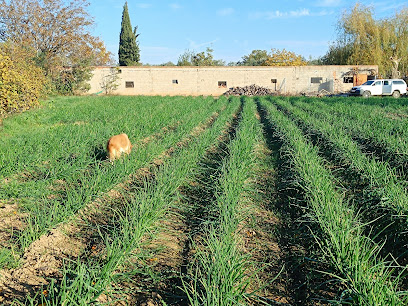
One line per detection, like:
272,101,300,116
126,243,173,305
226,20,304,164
258,99,346,305
275,100,408,290
285,106,408,268
256,100,309,305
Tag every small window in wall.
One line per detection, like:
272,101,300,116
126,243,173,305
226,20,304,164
118,69,122,74
311,77,323,84
218,81,227,88
343,76,353,83
271,79,277,83
172,79,178,84
125,81,134,88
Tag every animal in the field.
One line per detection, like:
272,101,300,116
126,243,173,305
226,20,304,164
106,133,132,161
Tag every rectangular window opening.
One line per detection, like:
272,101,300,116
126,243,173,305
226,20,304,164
311,77,323,84
218,81,227,88
172,79,178,84
343,76,353,83
125,81,134,88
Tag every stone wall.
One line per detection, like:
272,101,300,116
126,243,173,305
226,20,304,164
89,65,378,96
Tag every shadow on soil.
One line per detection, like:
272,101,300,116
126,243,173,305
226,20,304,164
257,97,349,305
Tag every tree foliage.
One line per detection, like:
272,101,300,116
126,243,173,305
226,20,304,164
100,67,120,94
0,0,113,94
238,50,269,66
326,3,408,77
319,43,352,65
0,43,49,114
177,48,225,66
266,48,307,66
237,48,306,66
119,2,140,66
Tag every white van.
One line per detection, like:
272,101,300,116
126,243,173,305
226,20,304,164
350,79,407,98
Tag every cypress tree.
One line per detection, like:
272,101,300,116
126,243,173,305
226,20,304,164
118,2,140,66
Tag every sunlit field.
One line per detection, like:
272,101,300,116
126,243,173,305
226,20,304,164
1,95,408,305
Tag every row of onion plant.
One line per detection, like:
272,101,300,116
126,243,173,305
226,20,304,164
261,97,406,305
298,98,408,161
280,98,408,224
0,95,228,268
28,97,242,305
185,97,272,305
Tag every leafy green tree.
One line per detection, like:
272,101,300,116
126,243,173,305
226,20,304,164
266,48,307,66
326,3,408,77
177,49,195,66
0,43,49,114
159,61,176,66
119,2,140,66
319,43,352,65
177,48,225,66
0,0,112,94
238,50,269,66
236,49,306,66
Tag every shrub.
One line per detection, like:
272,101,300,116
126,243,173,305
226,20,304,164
0,43,49,115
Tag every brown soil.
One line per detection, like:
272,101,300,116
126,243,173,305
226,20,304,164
0,200,26,249
385,112,408,120
236,139,290,305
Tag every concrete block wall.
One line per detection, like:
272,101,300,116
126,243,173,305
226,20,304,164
88,65,378,96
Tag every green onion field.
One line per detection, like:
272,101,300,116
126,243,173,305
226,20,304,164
1,95,408,305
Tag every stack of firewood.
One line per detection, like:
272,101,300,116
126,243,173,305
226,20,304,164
223,84,276,96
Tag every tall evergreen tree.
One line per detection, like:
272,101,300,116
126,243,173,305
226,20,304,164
118,2,140,66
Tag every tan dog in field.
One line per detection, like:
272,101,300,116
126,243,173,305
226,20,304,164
107,133,132,161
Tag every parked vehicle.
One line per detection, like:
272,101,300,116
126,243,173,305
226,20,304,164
349,79,407,98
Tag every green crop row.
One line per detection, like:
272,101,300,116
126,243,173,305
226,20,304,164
185,97,266,305
3,95,408,305
260,97,406,305
276,98,408,226
26,97,242,305
0,95,228,267
297,98,408,162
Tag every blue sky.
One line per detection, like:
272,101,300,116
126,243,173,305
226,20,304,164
88,0,407,65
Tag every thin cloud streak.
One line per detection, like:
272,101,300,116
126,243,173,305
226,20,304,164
250,8,332,19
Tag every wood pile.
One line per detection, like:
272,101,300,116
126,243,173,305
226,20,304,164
223,84,276,96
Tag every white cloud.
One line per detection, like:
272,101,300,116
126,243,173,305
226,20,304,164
217,8,235,17
250,8,331,19
370,1,407,14
250,9,310,19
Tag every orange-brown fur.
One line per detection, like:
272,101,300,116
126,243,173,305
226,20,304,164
106,133,132,161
